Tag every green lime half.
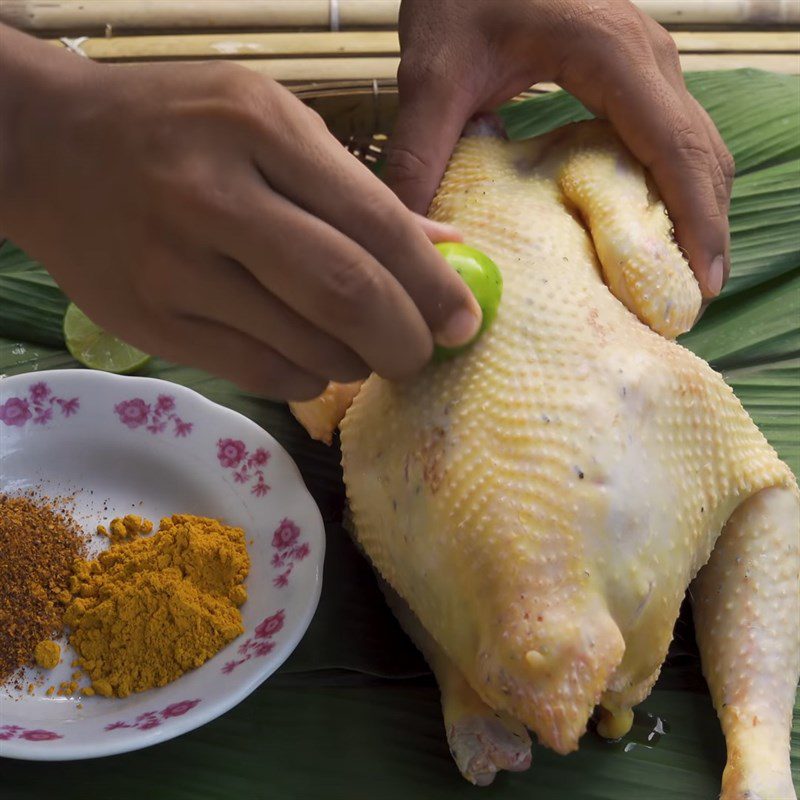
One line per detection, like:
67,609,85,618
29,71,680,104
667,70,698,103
433,242,503,362
63,303,151,374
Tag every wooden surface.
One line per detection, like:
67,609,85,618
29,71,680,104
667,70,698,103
3,1,799,85
2,0,799,32
131,53,796,84
47,30,800,60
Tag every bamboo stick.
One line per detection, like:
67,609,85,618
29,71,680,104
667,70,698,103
678,52,800,72
3,0,799,33
292,79,560,96
670,30,800,51
0,1,401,31
51,31,400,60
636,0,800,24
272,53,800,80
120,53,796,83
211,57,401,82
46,30,800,62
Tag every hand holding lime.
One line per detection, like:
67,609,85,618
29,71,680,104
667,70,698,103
62,243,499,375
432,242,503,362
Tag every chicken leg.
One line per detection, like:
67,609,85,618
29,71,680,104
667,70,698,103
693,486,799,800
379,578,532,785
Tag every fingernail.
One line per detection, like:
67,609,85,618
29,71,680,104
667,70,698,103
435,302,482,348
706,255,724,297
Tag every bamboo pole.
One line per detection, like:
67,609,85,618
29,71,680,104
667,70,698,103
670,30,800,51
120,53,796,83
46,30,800,61
51,31,400,60
636,0,800,24
0,1,401,31
3,0,799,33
678,52,800,71
272,53,800,79
199,56,401,82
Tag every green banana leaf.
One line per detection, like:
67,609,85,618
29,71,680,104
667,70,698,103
0,682,734,800
726,161,800,297
0,242,68,347
502,70,800,175
726,360,800,476
2,69,798,799
681,270,799,370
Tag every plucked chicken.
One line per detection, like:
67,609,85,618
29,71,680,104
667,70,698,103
292,119,799,798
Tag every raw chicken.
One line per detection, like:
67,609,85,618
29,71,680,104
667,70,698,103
292,120,799,797
289,381,362,445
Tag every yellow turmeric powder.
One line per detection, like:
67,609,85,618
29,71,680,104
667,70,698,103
98,514,153,543
64,515,249,698
34,640,61,669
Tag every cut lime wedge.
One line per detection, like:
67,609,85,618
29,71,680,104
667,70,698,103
63,303,151,374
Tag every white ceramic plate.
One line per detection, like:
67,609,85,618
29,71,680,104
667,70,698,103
0,370,325,760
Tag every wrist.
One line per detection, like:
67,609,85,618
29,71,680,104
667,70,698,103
0,24,99,233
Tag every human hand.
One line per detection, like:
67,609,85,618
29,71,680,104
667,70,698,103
387,0,734,300
0,26,480,399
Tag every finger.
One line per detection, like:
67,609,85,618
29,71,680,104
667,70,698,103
638,14,733,294
638,12,734,226
215,177,437,380
147,316,327,401
687,95,735,215
383,69,474,213
414,213,463,244
644,40,732,293
190,256,370,384
638,15,733,295
252,96,482,350
561,49,728,298
685,95,733,293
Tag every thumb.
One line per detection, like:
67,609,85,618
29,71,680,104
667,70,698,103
384,77,473,214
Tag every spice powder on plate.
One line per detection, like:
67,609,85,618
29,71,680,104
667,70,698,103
0,494,87,682
65,514,250,697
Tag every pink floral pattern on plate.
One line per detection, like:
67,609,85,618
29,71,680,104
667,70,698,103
271,519,310,588
220,521,309,673
104,699,201,732
216,438,270,497
222,610,285,674
0,381,79,427
114,394,193,437
0,725,62,742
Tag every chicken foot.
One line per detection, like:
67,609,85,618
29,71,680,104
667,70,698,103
379,577,532,785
